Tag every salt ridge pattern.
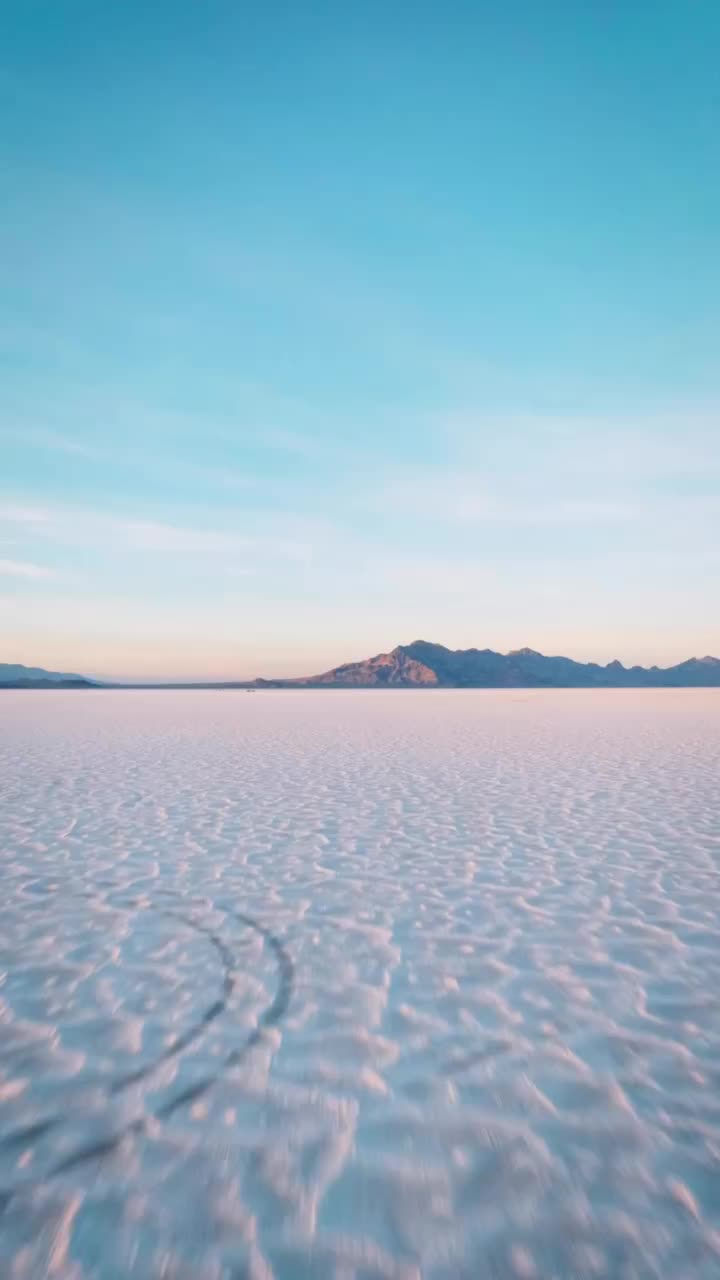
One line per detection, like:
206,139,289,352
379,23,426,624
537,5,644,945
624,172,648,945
0,689,719,1278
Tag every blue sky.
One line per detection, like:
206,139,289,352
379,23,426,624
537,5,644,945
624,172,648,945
2,0,719,679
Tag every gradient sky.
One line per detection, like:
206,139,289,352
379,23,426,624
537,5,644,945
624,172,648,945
2,1,719,680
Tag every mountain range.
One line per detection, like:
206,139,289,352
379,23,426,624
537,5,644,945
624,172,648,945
2,644,720,689
0,663,97,688
256,641,720,688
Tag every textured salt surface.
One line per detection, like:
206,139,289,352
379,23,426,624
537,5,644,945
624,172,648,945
0,690,719,1279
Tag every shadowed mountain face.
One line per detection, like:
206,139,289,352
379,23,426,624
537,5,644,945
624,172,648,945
295,647,439,687
257,642,720,688
0,664,97,688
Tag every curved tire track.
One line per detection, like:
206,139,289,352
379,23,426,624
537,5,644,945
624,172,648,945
0,891,293,1213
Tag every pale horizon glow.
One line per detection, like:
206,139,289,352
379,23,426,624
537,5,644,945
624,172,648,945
3,3,719,677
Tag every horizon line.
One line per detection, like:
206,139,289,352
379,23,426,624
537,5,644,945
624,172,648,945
3,640,719,688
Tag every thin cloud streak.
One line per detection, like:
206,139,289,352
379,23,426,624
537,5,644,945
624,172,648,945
0,499,314,563
0,503,51,524
0,558,54,579
366,473,638,527
0,422,260,493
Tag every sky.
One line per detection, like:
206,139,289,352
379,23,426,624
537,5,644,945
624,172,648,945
2,0,719,681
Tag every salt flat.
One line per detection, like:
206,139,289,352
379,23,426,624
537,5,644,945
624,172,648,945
0,689,719,1279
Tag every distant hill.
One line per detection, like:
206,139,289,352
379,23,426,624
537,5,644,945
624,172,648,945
255,642,720,688
0,663,97,689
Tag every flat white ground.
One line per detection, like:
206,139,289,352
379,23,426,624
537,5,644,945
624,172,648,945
0,689,719,1278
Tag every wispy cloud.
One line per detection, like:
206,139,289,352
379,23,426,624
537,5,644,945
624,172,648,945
0,558,54,579
0,426,103,459
0,503,51,524
0,500,313,563
452,494,635,526
367,472,637,527
119,519,255,554
0,420,263,491
443,407,720,483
